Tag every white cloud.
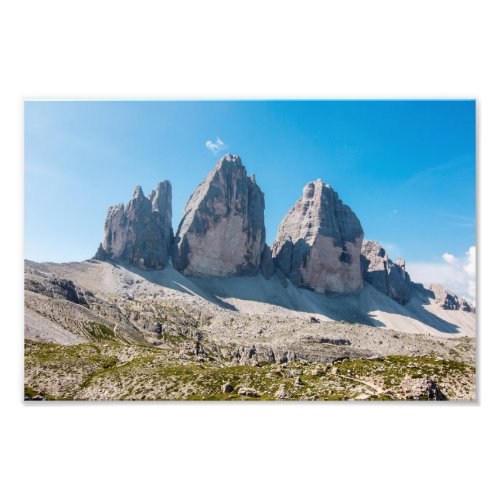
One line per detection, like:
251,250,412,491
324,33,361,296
407,246,476,304
442,252,457,264
464,246,475,276
463,246,476,301
205,137,227,154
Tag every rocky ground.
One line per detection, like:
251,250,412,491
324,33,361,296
24,259,476,401
25,340,475,401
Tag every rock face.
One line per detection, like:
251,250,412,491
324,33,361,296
95,181,173,270
361,240,412,304
24,271,88,306
172,154,266,277
271,179,364,294
259,244,275,279
401,375,447,400
427,283,475,312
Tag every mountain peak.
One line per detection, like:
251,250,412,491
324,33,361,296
173,155,266,278
132,185,145,199
272,180,364,293
95,181,173,270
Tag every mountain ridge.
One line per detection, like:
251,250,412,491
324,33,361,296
92,153,475,314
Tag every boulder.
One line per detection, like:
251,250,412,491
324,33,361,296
221,383,234,394
400,375,447,400
272,179,364,293
237,387,260,397
274,385,290,399
172,154,266,277
95,181,173,270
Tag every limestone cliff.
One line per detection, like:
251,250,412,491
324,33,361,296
361,240,412,305
172,154,266,277
95,180,173,270
272,179,364,293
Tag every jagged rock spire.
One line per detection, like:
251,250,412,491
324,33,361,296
94,180,173,270
361,240,412,304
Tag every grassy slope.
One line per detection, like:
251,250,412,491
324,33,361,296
24,340,475,401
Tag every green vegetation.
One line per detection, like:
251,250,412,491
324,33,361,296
83,322,116,341
24,384,57,400
24,340,476,401
24,385,37,399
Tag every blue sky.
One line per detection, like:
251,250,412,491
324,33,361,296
25,100,476,297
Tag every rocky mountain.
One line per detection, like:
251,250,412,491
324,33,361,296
361,240,412,304
272,179,364,293
25,153,476,401
91,155,475,315
172,154,267,277
427,283,475,312
95,181,173,270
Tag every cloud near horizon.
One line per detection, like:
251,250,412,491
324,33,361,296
205,137,227,154
407,246,476,304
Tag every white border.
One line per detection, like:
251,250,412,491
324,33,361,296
2,2,499,499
